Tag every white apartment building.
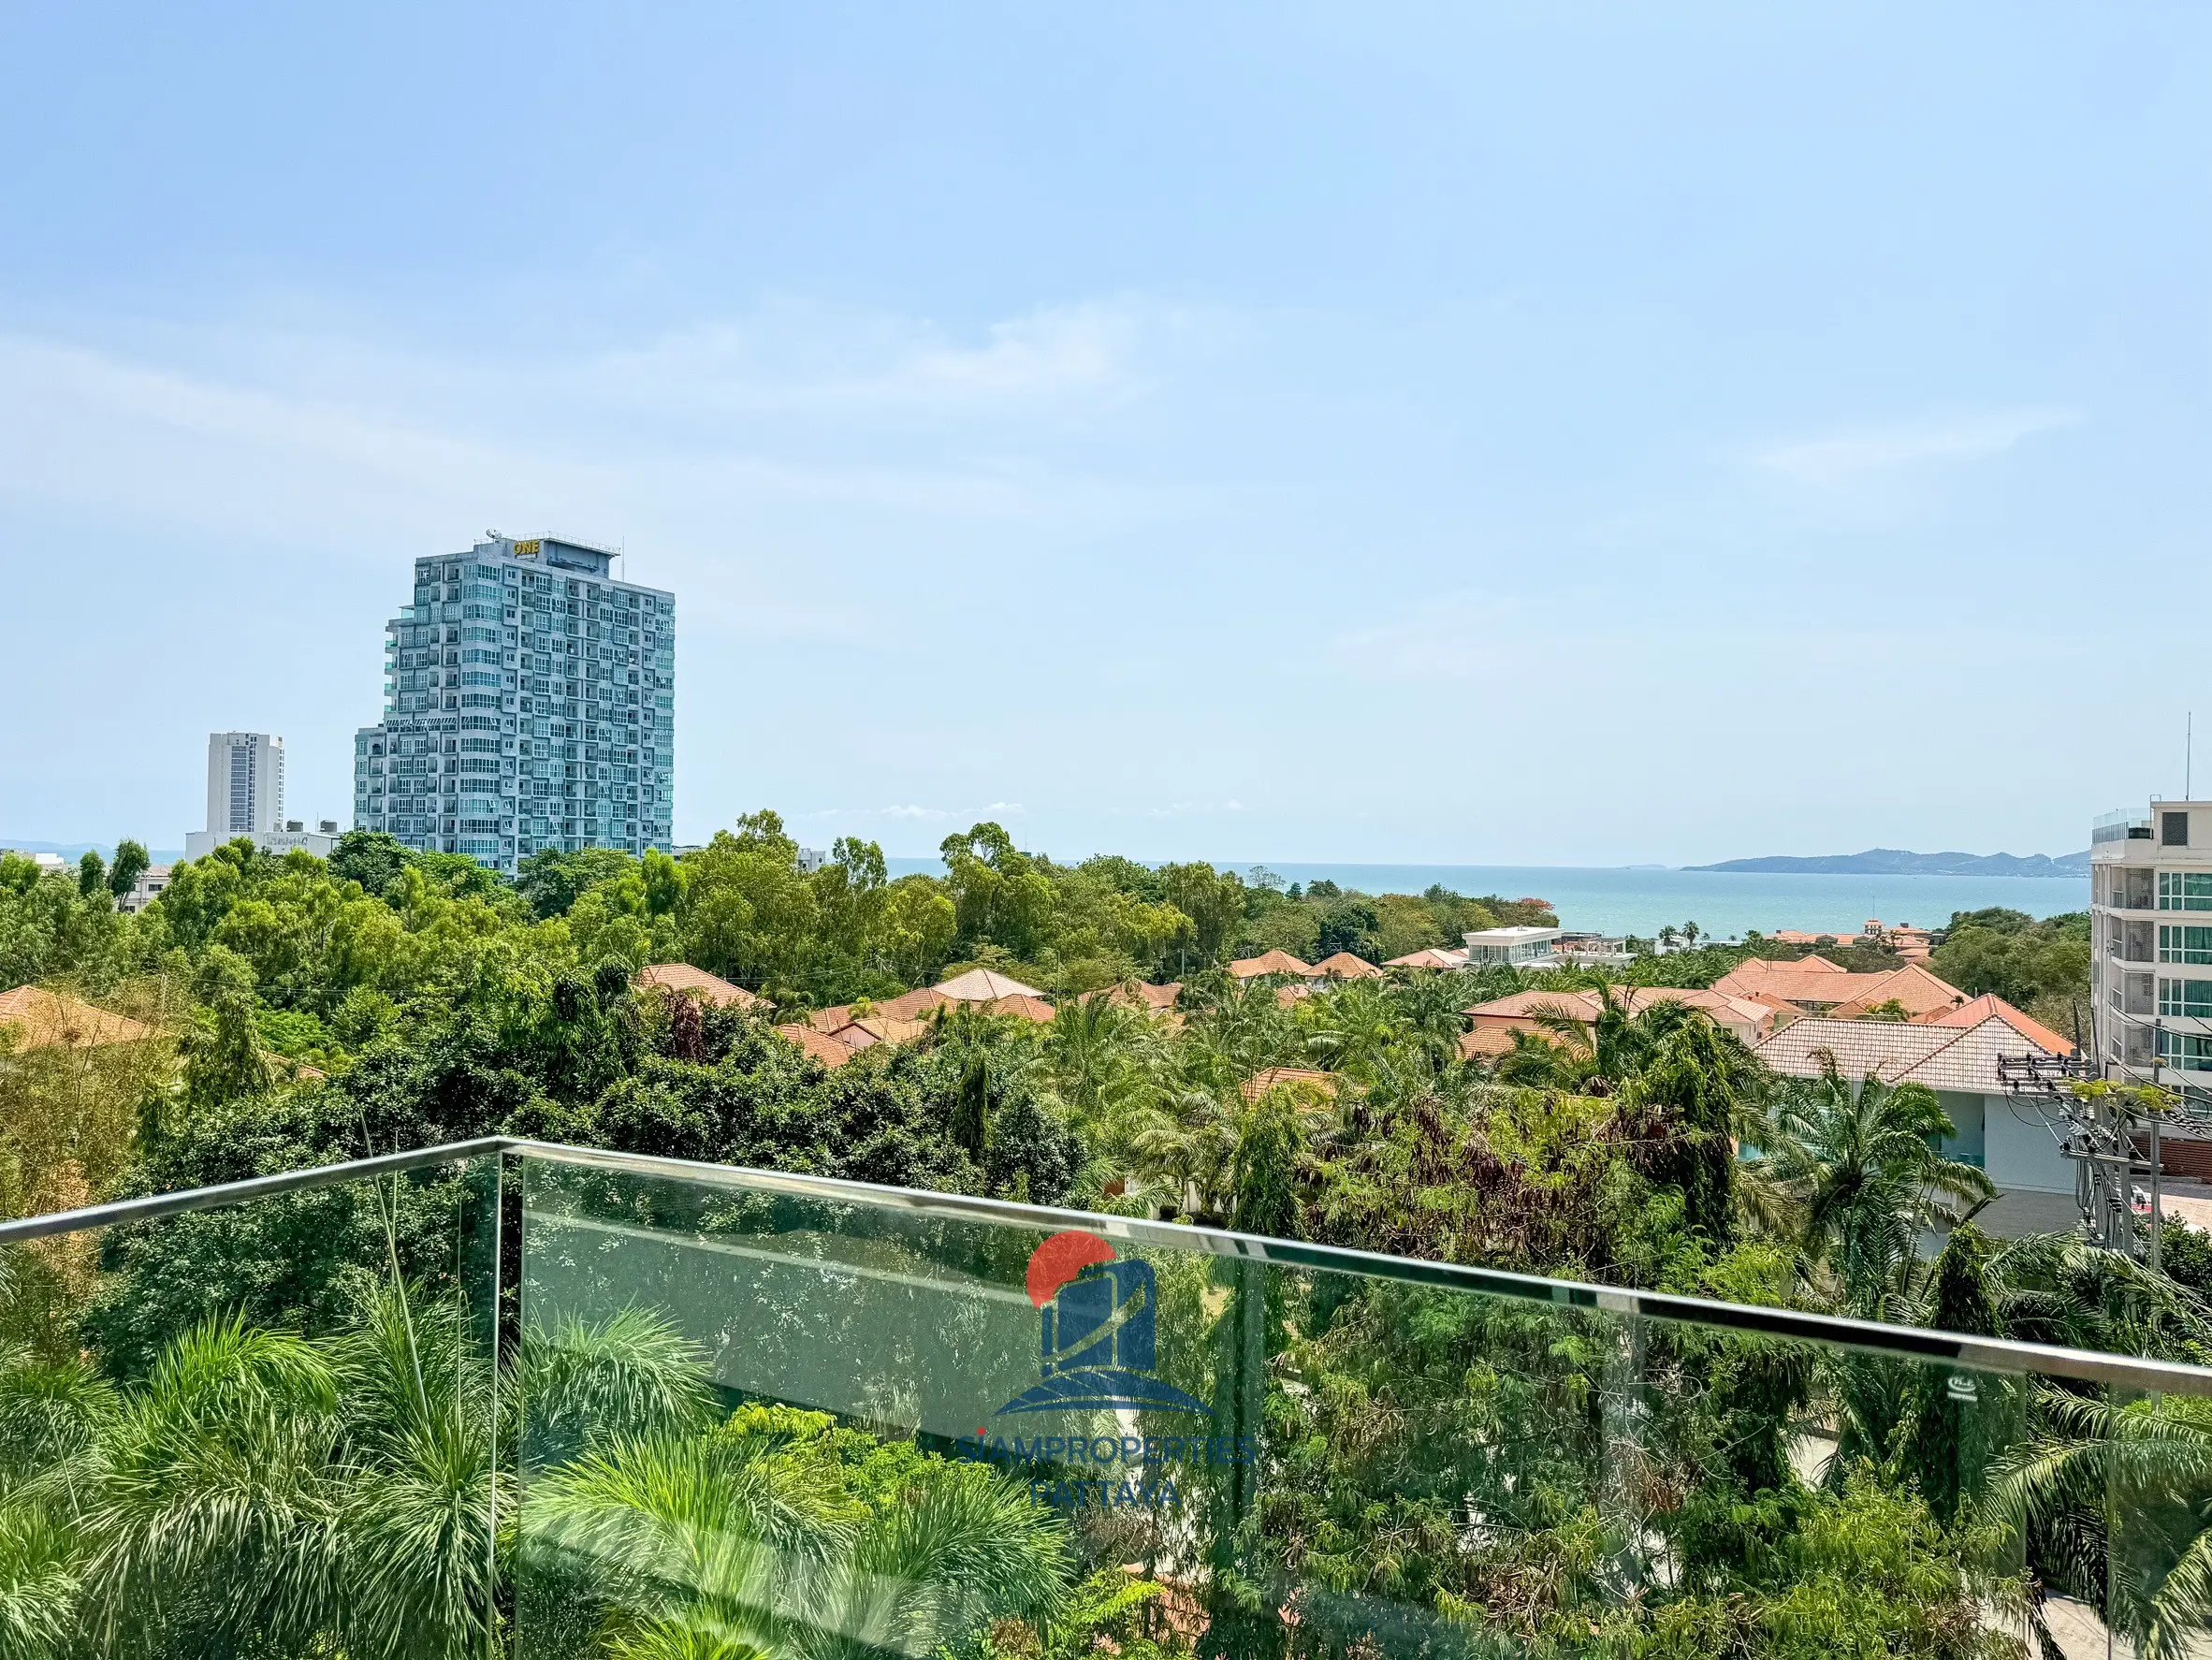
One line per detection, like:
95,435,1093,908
184,733,285,860
353,534,675,875
2090,799,2212,1102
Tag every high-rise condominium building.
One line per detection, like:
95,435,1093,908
2089,798,2212,1102
352,534,675,875
183,733,284,859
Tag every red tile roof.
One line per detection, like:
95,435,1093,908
635,963,763,1011
982,993,1056,1023
0,986,151,1050
868,986,945,1021
811,986,953,1031
1311,952,1383,980
775,1023,854,1069
1463,986,1778,1042
1928,993,2074,1055
1826,964,1971,1020
935,968,1046,1001
1753,1011,2067,1092
829,1015,930,1051
1710,958,1966,1018
1458,1026,1523,1058
1387,947,1469,968
1240,1066,1341,1102
1230,950,1316,980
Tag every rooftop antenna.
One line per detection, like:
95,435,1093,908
2190,712,2194,800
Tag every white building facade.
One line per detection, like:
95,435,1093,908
1462,926,1564,967
184,733,286,859
2090,799,2212,1104
352,535,675,876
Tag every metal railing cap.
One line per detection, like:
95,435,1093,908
7,1134,2212,1398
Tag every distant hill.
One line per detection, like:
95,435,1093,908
1684,847,2090,878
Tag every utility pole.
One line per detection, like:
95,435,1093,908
2152,1020,2165,1274
2151,1107,2164,1273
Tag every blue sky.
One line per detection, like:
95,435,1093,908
1,3,2203,865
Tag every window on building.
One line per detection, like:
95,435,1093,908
2165,811,2191,847
2159,872,2212,910
2160,925,2212,964
2158,1029,2212,1071
2162,979,2212,1018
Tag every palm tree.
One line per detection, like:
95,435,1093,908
0,1281,1084,1660
929,1000,1047,1160
1509,988,1735,1099
1750,1053,1991,1318
1986,1390,2212,1660
1041,986,1160,1125
1621,1010,1768,1245
1178,979,1298,1095
1656,925,1679,954
71,1287,502,1658
1297,979,1404,1089
0,1345,111,1657
521,1405,1072,1659
1380,969,1472,1078
1128,1085,1245,1220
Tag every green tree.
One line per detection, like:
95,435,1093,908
182,991,274,1118
523,1401,1073,1658
1989,1392,2212,1659
1930,910,2088,1034
639,848,686,919
677,816,822,996
1042,986,1158,1124
1230,1089,1301,1238
1314,896,1377,961
517,846,636,919
107,842,150,903
939,823,1055,962
1157,863,1244,972
1628,1013,1757,1247
1754,1056,1991,1318
327,829,415,896
877,877,958,987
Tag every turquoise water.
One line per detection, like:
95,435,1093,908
882,859,2087,939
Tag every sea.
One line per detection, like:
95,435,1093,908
880,859,2088,941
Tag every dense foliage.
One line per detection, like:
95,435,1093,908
1930,908,2093,1043
0,823,2183,1656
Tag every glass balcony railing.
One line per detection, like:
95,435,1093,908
0,1139,503,1656
6,1136,2212,1656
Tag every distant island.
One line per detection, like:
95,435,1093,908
1684,847,2090,878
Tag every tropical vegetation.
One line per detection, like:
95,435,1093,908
0,820,2184,1655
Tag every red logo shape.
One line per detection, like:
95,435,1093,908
1026,1230,1116,1307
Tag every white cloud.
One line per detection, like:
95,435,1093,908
797,802,1025,825
517,297,1169,424
1105,800,1258,820
0,296,1194,563
1326,591,1577,684
1757,405,2082,487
